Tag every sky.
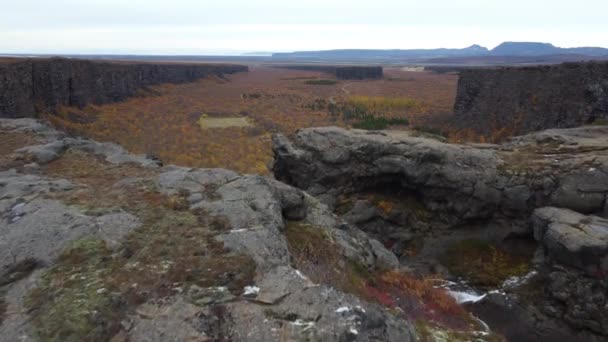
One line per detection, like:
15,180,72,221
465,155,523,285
1,0,606,55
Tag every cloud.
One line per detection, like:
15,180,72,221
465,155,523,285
1,0,606,53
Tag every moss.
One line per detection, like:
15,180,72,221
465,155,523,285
26,239,121,342
440,239,531,288
26,192,255,341
415,320,504,342
0,258,39,287
284,221,371,296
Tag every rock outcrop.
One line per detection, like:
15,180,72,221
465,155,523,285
272,125,608,339
0,58,248,118
0,119,418,341
273,126,608,224
453,61,608,135
531,207,608,336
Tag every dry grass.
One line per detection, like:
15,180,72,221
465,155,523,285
198,115,252,128
44,67,457,175
0,132,42,170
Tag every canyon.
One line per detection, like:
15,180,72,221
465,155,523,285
0,58,248,118
2,58,608,341
454,61,608,136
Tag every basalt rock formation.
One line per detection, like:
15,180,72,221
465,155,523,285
275,65,383,80
0,119,429,341
0,58,248,118
335,66,383,80
453,61,608,136
273,126,608,340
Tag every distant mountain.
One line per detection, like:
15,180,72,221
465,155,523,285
490,42,560,56
490,42,608,56
272,44,489,60
272,42,608,61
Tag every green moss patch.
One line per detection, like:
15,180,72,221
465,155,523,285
440,239,531,288
26,190,255,341
416,320,504,342
26,239,121,341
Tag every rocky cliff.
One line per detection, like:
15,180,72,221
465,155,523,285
453,61,608,135
273,126,608,340
0,58,248,118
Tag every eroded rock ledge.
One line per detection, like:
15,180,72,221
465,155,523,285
272,126,608,339
273,126,608,224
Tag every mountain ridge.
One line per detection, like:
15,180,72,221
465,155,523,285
272,41,608,60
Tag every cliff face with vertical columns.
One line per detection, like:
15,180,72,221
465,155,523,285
453,61,608,135
0,58,248,118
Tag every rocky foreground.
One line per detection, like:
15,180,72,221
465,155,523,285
3,119,608,341
273,126,608,341
1,119,504,341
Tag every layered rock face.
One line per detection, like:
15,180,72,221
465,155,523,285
273,126,608,338
453,61,608,135
273,126,608,223
0,58,248,118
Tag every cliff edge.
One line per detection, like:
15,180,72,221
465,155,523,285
0,58,248,118
453,61,608,136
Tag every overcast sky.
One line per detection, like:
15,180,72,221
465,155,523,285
1,0,606,55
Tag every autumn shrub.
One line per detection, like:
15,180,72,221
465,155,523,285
353,115,409,130
305,79,338,85
440,239,532,288
348,95,420,112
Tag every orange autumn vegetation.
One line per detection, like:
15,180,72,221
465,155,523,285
45,67,462,174
363,270,470,330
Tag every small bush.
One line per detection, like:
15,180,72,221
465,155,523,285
348,95,419,111
353,116,409,130
440,239,531,288
304,79,338,85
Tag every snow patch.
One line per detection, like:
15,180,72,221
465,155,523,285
243,285,260,296
335,306,350,313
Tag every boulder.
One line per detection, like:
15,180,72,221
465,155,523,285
532,207,608,275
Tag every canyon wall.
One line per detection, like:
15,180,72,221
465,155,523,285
0,58,248,118
275,65,383,80
453,61,608,135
